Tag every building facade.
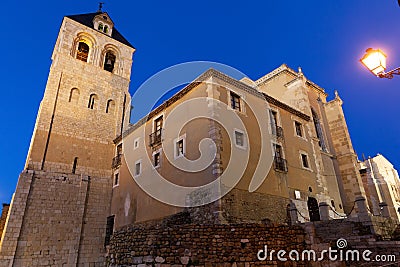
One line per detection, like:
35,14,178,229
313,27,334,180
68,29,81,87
110,65,366,229
360,154,400,222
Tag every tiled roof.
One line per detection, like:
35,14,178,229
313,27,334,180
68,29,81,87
66,12,134,48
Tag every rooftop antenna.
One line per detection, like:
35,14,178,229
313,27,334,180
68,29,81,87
98,2,105,12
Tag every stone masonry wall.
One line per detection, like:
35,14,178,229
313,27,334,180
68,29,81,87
0,204,9,241
0,170,112,267
109,216,400,267
221,188,290,224
108,216,308,267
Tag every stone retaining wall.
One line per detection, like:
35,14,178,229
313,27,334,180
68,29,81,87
108,215,308,267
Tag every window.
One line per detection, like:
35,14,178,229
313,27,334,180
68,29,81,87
311,109,327,151
274,144,283,158
114,173,119,186
295,121,303,137
269,109,283,138
230,92,241,111
104,52,116,72
135,161,141,176
273,144,287,172
294,190,301,200
153,152,161,167
270,110,278,127
234,130,246,149
117,144,122,155
235,131,244,147
134,138,140,150
301,153,310,169
106,99,115,114
69,88,80,104
176,139,184,157
98,23,104,31
155,116,163,132
104,215,115,247
104,25,109,33
150,116,163,146
88,94,98,109
174,135,186,159
72,157,78,174
76,42,89,62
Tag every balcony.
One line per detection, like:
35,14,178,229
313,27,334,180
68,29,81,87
112,154,122,169
271,124,284,139
149,129,162,147
274,156,288,172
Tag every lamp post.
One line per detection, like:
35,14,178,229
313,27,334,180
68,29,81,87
360,48,400,79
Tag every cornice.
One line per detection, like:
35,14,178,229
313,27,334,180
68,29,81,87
115,69,266,142
263,93,311,121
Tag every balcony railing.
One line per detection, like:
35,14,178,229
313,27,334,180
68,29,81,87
149,129,162,147
112,154,122,169
271,124,284,139
274,156,288,172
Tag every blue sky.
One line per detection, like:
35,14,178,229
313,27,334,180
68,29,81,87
1,1,399,204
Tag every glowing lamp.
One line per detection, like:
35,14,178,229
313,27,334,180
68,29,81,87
360,48,387,76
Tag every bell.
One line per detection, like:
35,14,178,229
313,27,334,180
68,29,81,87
106,59,112,65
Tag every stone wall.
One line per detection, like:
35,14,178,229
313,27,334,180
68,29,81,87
108,212,400,267
0,204,9,240
0,170,112,267
221,188,290,224
108,214,307,267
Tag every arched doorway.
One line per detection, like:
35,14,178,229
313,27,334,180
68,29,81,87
307,197,320,221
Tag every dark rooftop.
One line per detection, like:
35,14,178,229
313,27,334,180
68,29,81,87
66,12,134,48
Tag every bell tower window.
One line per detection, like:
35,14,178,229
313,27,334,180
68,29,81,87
106,99,115,114
98,23,104,31
104,25,109,34
69,88,80,104
88,94,98,109
104,52,116,72
76,42,89,62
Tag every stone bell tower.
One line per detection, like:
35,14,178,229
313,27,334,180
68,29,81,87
0,10,135,267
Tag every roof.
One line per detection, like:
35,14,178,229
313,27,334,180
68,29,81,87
66,12,134,48
114,68,310,143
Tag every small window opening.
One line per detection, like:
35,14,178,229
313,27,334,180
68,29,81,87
104,215,115,247
98,23,104,31
230,92,241,111
301,154,310,169
88,94,98,109
154,152,161,167
104,52,116,72
104,25,109,33
114,173,119,186
176,139,184,157
295,121,303,137
69,88,80,104
235,131,244,147
76,42,89,62
135,161,141,176
106,99,115,114
117,144,122,155
72,157,78,174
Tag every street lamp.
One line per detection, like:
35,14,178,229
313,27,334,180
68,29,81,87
360,48,400,79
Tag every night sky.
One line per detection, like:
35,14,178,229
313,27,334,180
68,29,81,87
1,1,399,204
